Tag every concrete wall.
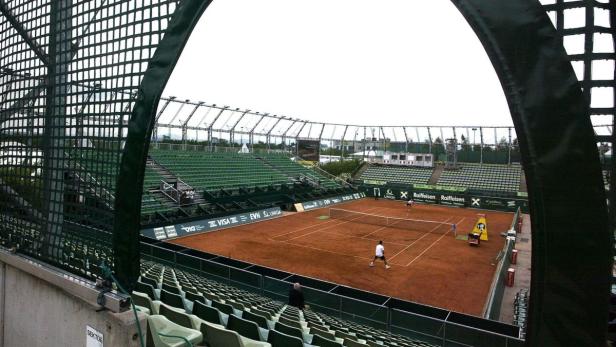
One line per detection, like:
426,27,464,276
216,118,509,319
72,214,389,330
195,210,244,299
0,254,146,347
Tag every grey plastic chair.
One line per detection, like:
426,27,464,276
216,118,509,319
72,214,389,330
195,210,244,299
242,310,269,329
192,300,223,325
312,334,343,347
212,300,235,315
274,321,304,341
267,329,304,347
227,314,263,341
160,289,186,311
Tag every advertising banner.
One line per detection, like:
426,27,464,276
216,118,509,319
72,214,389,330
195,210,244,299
438,193,467,207
468,196,528,212
302,192,366,211
141,207,283,240
362,183,528,213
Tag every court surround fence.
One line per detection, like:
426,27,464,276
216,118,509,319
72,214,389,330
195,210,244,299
141,238,524,347
483,207,521,320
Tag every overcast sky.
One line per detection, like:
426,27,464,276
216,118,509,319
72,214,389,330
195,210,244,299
164,1,522,127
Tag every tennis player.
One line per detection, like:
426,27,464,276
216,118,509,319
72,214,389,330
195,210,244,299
405,199,414,208
370,240,391,269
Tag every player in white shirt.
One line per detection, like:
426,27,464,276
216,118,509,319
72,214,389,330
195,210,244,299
406,199,414,207
369,240,391,269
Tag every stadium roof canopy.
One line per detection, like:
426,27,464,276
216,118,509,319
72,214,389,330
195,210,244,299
149,96,613,149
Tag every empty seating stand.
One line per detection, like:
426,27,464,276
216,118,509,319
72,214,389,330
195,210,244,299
149,149,290,191
437,163,522,192
134,260,438,347
359,165,433,185
259,153,343,190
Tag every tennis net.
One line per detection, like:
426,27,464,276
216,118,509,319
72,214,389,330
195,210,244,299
328,208,456,235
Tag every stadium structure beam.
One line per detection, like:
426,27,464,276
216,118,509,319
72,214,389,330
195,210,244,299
266,116,284,148
0,73,18,103
611,104,616,228
195,104,213,131
452,127,457,150
167,99,188,125
379,126,386,153
363,127,367,160
181,101,204,128
0,0,50,66
440,127,446,150
208,106,229,150
41,0,72,259
479,127,484,164
0,178,43,221
249,113,267,149
0,2,109,125
294,121,308,141
466,128,471,147
152,96,176,142
402,127,409,153
508,127,512,164
229,109,249,144
415,128,421,152
280,119,297,148
74,85,99,141
427,127,432,154
340,125,348,160
318,123,325,143
181,101,204,144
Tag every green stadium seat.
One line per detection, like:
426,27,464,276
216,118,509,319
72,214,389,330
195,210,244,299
267,329,304,347
159,289,186,311
212,300,235,315
242,310,270,329
227,314,265,341
132,291,160,315
192,300,223,325
146,315,203,347
274,321,304,341
311,333,344,347
158,303,194,329
203,321,271,347
136,281,157,301
279,315,303,329
344,338,370,347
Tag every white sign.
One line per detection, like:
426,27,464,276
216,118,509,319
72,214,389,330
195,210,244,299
86,325,104,347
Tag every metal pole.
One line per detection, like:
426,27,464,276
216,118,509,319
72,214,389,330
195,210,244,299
41,0,72,258
508,128,512,165
480,127,484,164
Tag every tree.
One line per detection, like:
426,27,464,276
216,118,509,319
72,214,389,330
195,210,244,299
460,134,471,151
497,137,509,151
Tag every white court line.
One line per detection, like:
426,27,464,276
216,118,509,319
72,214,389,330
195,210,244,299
273,239,406,266
284,206,384,242
387,217,454,261
405,217,466,267
361,225,389,238
328,230,410,247
275,239,372,261
271,206,383,239
280,207,379,241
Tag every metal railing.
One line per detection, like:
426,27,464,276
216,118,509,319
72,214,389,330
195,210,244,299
483,230,517,320
160,181,180,204
141,242,524,347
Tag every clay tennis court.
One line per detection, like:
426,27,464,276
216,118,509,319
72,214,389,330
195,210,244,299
171,199,513,315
